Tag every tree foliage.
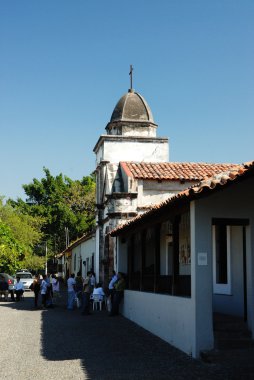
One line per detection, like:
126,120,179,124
9,168,96,254
0,222,24,273
0,199,43,273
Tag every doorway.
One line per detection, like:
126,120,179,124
212,221,248,320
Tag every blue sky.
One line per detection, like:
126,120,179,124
0,0,253,200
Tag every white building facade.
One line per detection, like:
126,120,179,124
93,88,169,282
93,87,238,286
111,163,254,358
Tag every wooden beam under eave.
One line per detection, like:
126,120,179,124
114,199,190,239
154,223,161,292
140,229,146,291
172,215,180,295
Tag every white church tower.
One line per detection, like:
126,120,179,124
93,68,169,281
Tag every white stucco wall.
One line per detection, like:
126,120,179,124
190,202,214,356
97,139,169,165
95,228,100,281
138,180,198,208
71,237,96,277
122,291,195,356
117,232,196,357
108,197,137,214
194,176,254,343
121,125,157,137
116,176,254,357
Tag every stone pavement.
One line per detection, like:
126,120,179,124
1,291,254,380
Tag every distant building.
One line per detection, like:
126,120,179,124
56,231,95,279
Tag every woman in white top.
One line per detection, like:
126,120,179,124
52,274,60,302
90,272,96,291
67,273,76,310
14,277,24,301
92,282,105,301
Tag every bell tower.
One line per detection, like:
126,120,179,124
93,71,169,282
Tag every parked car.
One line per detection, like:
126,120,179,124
17,268,29,272
0,273,16,291
15,271,33,291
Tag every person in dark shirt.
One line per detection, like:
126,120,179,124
75,271,83,308
109,272,126,316
81,271,92,315
31,274,41,308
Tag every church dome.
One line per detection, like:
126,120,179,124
110,89,155,124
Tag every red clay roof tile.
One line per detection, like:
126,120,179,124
111,161,254,236
120,161,239,181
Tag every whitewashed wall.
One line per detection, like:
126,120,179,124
116,176,254,358
71,236,96,277
194,176,254,340
122,291,195,356
117,233,197,357
95,137,169,166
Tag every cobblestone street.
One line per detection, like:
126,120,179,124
1,292,254,380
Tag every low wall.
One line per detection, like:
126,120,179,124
122,290,195,356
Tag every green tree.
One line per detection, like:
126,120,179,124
0,199,43,273
0,222,24,273
9,168,96,254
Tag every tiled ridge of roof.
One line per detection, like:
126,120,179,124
111,161,254,236
56,230,95,257
120,161,239,181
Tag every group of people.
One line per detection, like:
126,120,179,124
0,273,61,306
1,270,126,317
66,270,126,316
30,273,60,309
67,271,98,315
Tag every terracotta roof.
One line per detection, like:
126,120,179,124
120,161,239,181
56,230,95,258
111,161,254,236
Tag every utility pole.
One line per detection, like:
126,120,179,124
45,241,48,275
65,227,69,248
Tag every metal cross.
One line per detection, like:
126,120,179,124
129,64,133,90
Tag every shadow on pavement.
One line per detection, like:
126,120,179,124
1,292,254,380
0,291,37,310
39,294,228,380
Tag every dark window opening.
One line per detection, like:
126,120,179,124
215,225,228,284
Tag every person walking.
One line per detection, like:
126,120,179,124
40,274,48,309
67,273,76,310
45,273,53,308
32,274,41,308
81,271,92,315
75,271,83,309
52,274,60,304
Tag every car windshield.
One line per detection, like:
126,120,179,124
17,273,32,279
